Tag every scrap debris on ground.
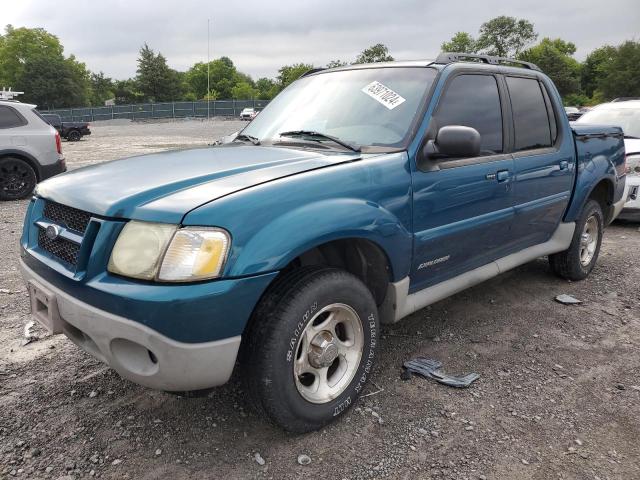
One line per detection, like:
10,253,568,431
403,357,480,388
555,294,583,305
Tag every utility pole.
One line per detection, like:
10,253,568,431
207,18,210,121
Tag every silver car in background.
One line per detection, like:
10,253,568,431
0,100,66,200
577,100,640,221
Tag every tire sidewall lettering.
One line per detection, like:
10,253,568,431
286,301,318,362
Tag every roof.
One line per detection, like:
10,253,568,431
592,100,640,110
0,100,36,109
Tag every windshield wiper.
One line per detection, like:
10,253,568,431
277,130,361,152
624,135,640,139
234,133,261,145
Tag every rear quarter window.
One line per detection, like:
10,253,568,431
0,105,28,129
506,76,553,151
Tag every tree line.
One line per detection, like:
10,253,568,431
1,18,638,109
440,16,640,106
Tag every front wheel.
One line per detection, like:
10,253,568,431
242,267,379,432
549,199,604,280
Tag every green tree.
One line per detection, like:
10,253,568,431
231,81,257,99
581,45,616,98
441,32,478,53
326,59,348,68
17,55,89,109
354,43,394,64
277,63,314,89
255,77,278,99
519,38,581,97
0,25,91,107
89,72,114,106
136,43,183,102
113,79,143,105
476,16,537,57
0,25,63,88
185,56,252,99
594,41,640,100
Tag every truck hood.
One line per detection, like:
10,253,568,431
37,145,362,223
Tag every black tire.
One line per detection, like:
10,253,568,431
242,266,379,433
549,199,604,280
67,130,81,141
0,157,37,201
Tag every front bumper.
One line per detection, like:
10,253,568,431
21,259,241,391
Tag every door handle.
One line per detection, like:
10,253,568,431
559,160,569,170
496,170,510,182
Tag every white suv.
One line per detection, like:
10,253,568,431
0,100,65,200
577,100,640,221
239,107,258,121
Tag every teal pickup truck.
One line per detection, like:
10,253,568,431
20,53,627,432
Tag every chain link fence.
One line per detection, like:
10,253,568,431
42,99,271,122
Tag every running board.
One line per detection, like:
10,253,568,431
379,222,576,324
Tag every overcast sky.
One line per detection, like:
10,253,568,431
3,0,639,80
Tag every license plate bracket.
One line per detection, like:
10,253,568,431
27,280,63,334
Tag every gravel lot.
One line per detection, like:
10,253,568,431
1,119,639,479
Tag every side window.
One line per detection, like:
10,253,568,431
433,74,503,154
506,77,552,151
0,106,27,129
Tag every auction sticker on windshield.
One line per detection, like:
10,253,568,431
361,81,406,110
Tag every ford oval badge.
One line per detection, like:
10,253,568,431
45,225,61,241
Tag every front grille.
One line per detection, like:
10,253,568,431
43,201,91,233
36,200,93,267
37,228,81,265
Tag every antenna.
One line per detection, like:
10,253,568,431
0,87,24,101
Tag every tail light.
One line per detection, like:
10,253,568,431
55,131,62,154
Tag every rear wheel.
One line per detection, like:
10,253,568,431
242,267,379,432
549,199,603,280
67,130,81,141
0,157,37,201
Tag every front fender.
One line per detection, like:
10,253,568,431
227,198,412,281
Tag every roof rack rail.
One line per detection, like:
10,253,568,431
300,67,327,78
435,52,541,71
0,87,24,101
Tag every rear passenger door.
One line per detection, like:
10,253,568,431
411,72,516,292
505,76,575,249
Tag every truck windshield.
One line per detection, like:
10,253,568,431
242,67,437,151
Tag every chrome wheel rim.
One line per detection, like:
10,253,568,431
579,215,599,266
293,303,364,404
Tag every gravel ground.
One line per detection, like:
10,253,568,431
1,119,639,479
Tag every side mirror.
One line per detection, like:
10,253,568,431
424,126,481,160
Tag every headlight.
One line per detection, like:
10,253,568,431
626,155,640,175
108,222,176,280
158,227,230,282
107,222,230,282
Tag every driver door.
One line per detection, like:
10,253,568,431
410,72,516,292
